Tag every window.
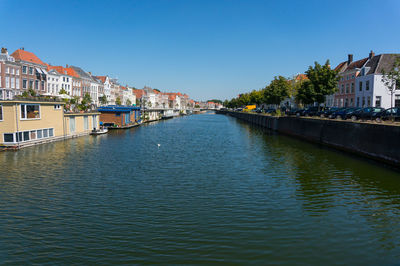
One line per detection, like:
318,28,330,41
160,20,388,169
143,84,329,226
5,77,9,88
49,128,54,137
367,96,371,106
22,66,27,74
4,133,14,143
69,117,76,133
29,67,33,75
16,69,20,75
6,67,9,74
23,131,30,141
30,130,36,140
16,79,19,89
37,130,43,139
29,80,33,89
341,84,344,94
352,75,355,79
366,80,370,90
351,83,354,93
84,116,89,130
346,84,349,93
22,79,27,89
395,95,400,108
35,80,38,90
20,104,40,119
41,81,45,91
43,129,48,138
359,81,362,91
54,104,61,110
11,77,15,88
63,77,65,82
362,97,365,107
0,104,2,121
375,96,381,107
11,68,14,75
67,77,69,82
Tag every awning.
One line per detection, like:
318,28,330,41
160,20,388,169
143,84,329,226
41,68,48,75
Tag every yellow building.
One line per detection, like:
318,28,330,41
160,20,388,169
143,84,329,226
0,100,100,149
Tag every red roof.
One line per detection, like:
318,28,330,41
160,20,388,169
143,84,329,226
169,95,176,101
11,49,46,65
295,74,308,81
47,65,79,78
133,89,145,98
95,76,107,83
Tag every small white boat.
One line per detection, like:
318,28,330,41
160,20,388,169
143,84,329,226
90,128,108,135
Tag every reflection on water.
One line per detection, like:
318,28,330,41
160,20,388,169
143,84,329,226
1,114,400,264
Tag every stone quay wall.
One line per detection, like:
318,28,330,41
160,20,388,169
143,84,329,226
218,110,400,167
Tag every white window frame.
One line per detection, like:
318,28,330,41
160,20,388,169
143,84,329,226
3,127,55,144
20,104,41,120
54,104,61,110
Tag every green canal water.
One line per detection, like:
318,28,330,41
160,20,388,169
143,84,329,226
1,113,400,264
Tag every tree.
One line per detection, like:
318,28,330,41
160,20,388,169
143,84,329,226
115,97,122,105
304,60,339,106
381,56,400,119
126,99,132,106
59,88,68,95
296,80,317,105
249,90,264,105
263,76,290,105
99,95,108,105
136,99,140,106
79,93,92,111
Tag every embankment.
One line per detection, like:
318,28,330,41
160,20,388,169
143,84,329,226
218,110,400,167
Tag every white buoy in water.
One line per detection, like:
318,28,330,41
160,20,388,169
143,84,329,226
157,144,161,147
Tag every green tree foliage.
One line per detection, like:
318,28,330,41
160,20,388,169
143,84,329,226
298,60,338,105
59,88,68,95
115,97,122,105
126,99,132,106
99,95,108,105
296,80,316,105
263,76,290,105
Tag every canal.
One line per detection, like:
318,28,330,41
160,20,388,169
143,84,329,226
1,113,400,264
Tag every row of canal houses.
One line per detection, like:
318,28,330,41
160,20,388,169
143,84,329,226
0,47,196,111
327,51,400,109
0,47,197,150
281,51,400,109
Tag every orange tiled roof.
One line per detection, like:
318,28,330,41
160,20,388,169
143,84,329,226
169,95,176,101
11,49,46,65
133,89,145,98
95,76,107,83
295,74,308,81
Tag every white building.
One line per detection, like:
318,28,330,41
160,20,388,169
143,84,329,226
355,54,400,109
0,48,20,100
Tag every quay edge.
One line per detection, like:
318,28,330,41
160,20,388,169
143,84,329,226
217,110,400,168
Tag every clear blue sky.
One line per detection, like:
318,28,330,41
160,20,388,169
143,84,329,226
1,0,399,101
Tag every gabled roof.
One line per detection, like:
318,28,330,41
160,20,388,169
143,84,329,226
334,61,347,72
11,49,46,66
70,66,92,80
133,89,145,98
95,76,107,83
346,58,368,71
365,54,400,75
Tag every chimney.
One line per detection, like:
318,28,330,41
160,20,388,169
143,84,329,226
66,64,69,68
1,47,7,54
348,54,353,64
369,50,375,59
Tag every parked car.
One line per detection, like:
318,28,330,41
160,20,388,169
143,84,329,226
343,108,363,120
373,107,400,122
296,106,319,117
315,107,331,117
350,107,385,121
255,108,263,113
323,107,341,118
286,108,300,116
330,107,358,120
264,108,276,114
